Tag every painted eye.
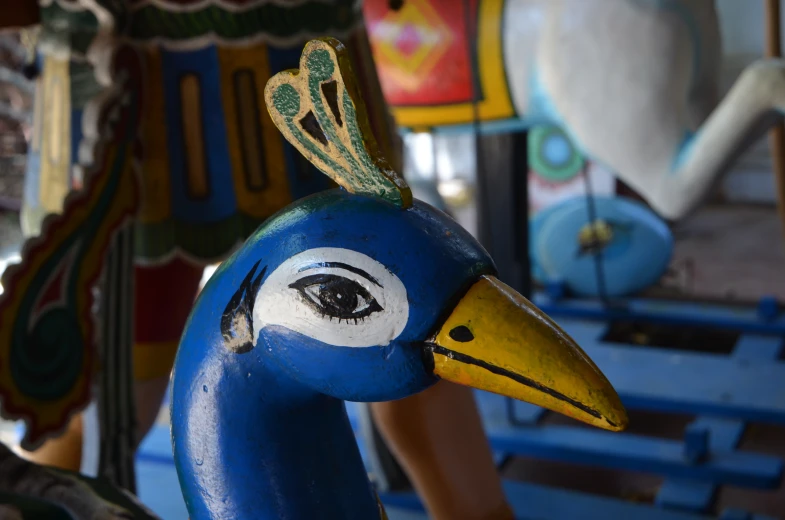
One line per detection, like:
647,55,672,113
253,247,409,348
290,274,383,322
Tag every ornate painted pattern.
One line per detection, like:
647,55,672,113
133,28,392,263
528,125,585,185
28,0,395,265
128,0,360,46
39,0,101,59
363,0,515,129
0,45,143,450
527,125,616,215
265,38,411,208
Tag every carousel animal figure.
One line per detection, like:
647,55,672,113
363,0,785,220
171,37,627,520
0,1,558,519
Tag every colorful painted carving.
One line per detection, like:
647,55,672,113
364,0,513,129
1,2,541,518
171,38,627,519
1,0,396,479
363,0,785,220
0,37,142,453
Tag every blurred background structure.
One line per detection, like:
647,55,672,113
2,1,785,519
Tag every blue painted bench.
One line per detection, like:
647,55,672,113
340,403,778,520
533,292,785,336
481,311,785,517
477,392,782,488
656,334,784,513
137,419,777,520
549,320,785,424
378,480,776,520
494,324,784,482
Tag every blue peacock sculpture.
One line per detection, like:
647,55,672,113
170,37,628,520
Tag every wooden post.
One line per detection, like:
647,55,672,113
764,0,785,242
475,131,531,296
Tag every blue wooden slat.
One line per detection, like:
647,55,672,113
719,508,778,520
691,418,747,450
656,335,784,512
732,335,784,360
378,478,778,520
553,322,785,424
385,508,429,520
478,395,781,488
656,479,716,514
533,292,785,335
656,418,746,511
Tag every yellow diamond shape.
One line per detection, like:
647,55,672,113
374,0,453,92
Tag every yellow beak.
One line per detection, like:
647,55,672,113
427,275,628,431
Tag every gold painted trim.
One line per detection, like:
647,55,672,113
180,74,210,199
39,55,71,214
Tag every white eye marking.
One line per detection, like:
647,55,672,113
253,248,409,348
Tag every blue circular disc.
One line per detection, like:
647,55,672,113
530,196,673,297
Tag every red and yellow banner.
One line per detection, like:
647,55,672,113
364,0,515,129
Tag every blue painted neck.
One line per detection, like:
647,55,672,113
171,337,380,520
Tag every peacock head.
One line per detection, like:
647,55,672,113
213,38,628,431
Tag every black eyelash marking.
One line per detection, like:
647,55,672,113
221,260,267,353
297,262,382,287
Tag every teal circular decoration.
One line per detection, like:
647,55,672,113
528,126,584,183
11,308,84,401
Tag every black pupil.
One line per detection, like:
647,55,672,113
318,278,359,314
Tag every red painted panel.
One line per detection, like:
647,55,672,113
363,0,477,107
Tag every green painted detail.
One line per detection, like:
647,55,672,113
40,3,100,57
10,308,83,401
69,61,103,109
134,213,269,263
266,38,409,207
286,119,352,182
528,125,585,183
9,89,138,408
12,145,126,403
271,84,352,181
306,50,367,187
128,0,358,42
311,46,402,205
272,83,301,118
307,47,335,80
342,91,391,200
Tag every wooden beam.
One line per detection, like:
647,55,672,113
764,0,785,243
